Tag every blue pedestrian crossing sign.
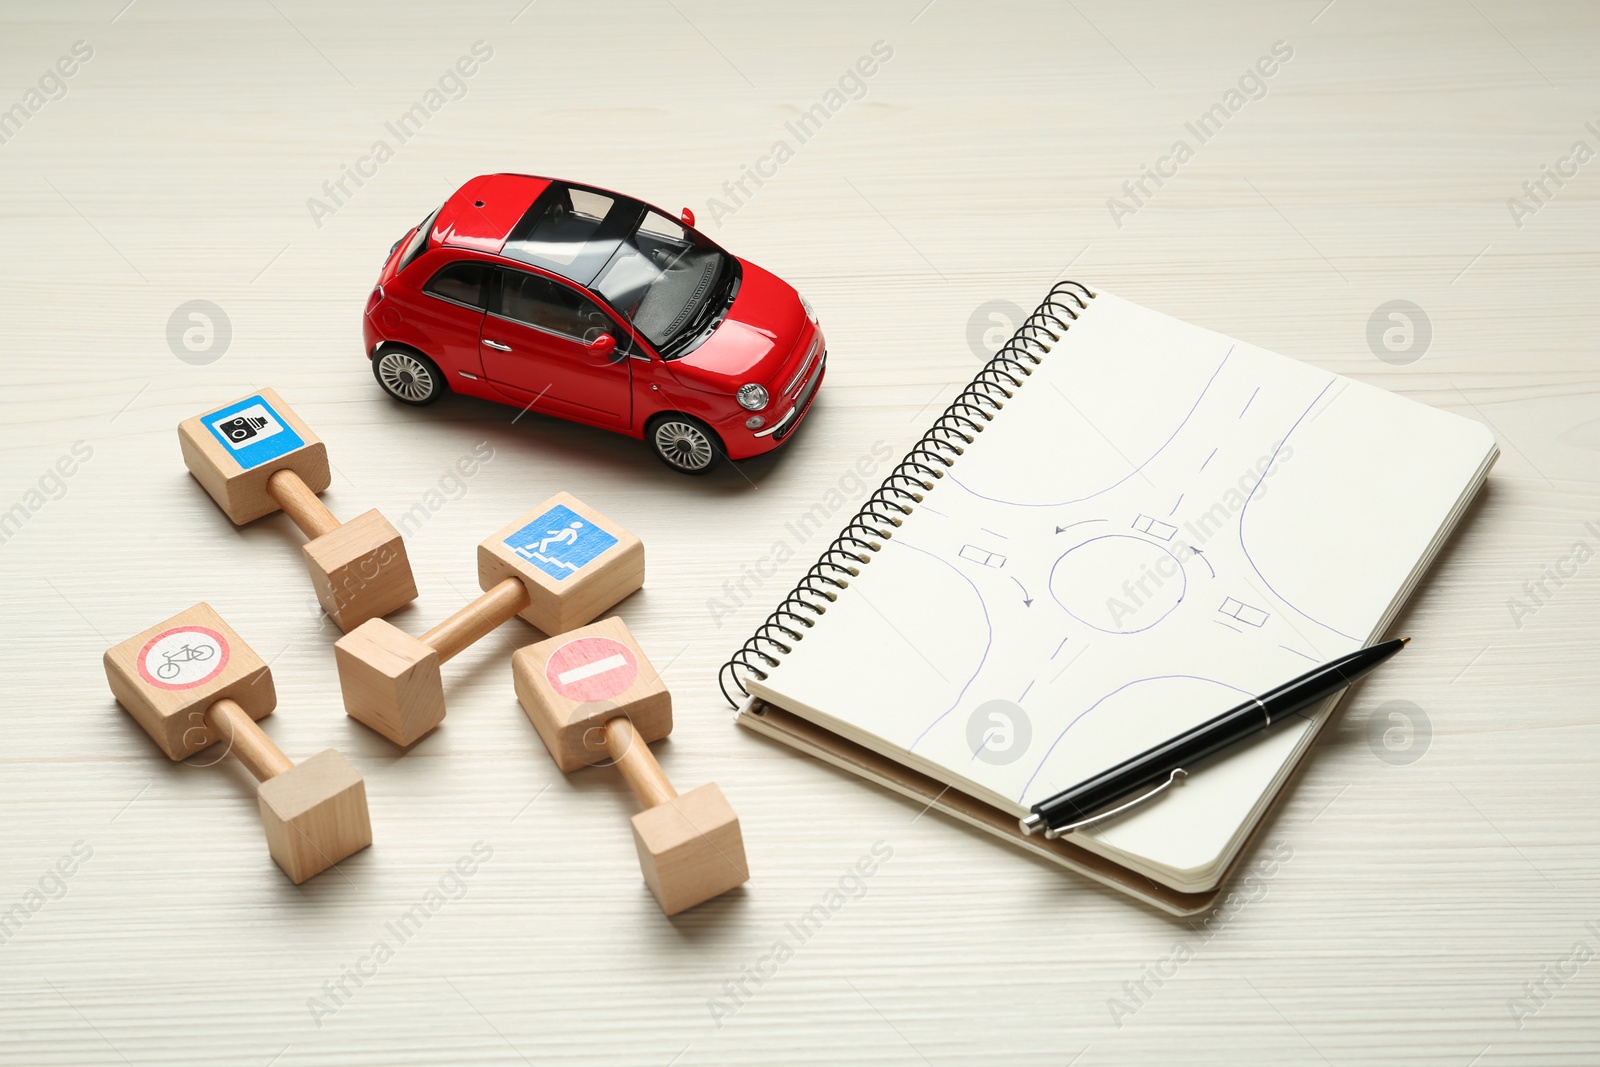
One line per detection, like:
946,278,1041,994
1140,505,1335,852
503,504,618,582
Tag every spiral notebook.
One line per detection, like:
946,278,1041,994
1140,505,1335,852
722,282,1498,915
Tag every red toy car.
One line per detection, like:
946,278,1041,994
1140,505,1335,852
363,174,825,473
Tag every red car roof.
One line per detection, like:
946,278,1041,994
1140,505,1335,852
432,173,552,255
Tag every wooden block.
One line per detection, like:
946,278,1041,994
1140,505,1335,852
512,616,671,773
629,783,749,916
257,749,373,884
478,493,644,635
333,619,444,746
103,603,275,760
304,509,418,631
178,388,330,525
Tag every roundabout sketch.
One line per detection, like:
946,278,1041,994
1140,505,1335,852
865,330,1375,807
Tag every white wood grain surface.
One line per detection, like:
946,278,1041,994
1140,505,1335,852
2,2,1597,1064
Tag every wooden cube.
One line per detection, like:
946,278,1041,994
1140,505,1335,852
256,749,373,883
178,388,330,525
304,509,417,631
479,493,644,635
630,783,749,916
103,603,275,760
512,616,671,773
333,619,444,746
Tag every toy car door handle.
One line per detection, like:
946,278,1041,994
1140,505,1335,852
482,339,512,351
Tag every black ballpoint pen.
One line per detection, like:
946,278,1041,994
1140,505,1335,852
1019,637,1410,839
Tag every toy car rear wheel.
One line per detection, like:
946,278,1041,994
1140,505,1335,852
373,347,445,405
646,414,724,475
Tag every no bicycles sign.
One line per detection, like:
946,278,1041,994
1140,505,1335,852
137,625,230,690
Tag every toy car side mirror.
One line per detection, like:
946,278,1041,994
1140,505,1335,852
588,333,617,360
680,208,695,228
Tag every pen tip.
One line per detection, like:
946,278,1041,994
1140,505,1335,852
1399,636,1411,647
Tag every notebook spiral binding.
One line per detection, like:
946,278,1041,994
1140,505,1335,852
718,280,1097,707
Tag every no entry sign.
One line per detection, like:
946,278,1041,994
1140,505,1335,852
544,635,638,702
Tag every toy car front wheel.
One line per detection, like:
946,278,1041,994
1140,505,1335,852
646,415,724,475
373,347,445,405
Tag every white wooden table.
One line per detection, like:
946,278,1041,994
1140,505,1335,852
2,2,1597,1063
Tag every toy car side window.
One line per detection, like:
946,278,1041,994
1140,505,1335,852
423,261,492,309
497,270,613,345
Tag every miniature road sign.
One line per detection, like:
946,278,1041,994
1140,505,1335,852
104,603,372,883
513,617,748,916
178,388,417,631
335,493,645,746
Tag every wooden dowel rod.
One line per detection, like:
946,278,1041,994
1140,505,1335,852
204,698,294,782
603,717,676,809
421,578,532,663
266,469,341,540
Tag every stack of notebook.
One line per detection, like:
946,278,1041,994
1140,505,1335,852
721,282,1497,915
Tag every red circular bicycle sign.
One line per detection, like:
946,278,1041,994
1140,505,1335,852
544,636,638,702
137,625,230,690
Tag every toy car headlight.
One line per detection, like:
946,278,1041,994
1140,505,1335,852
737,383,769,411
800,295,818,324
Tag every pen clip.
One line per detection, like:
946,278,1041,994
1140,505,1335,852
1041,768,1188,840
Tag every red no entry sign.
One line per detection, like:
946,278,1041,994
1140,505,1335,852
544,636,638,702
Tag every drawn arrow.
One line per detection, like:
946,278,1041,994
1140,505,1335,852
1055,518,1107,534
1185,544,1216,578
1010,577,1033,607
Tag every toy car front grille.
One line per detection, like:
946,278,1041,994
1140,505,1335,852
773,351,824,442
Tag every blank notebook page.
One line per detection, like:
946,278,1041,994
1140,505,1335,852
748,290,1496,887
